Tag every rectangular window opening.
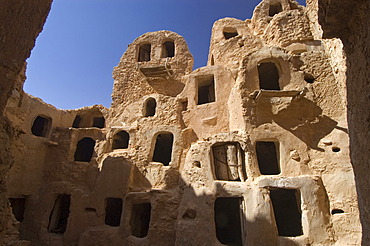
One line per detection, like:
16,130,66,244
48,194,71,234
92,117,105,128
105,198,123,227
270,188,303,237
256,141,280,175
130,203,151,238
9,197,26,222
212,142,246,181
214,197,243,246
197,75,215,105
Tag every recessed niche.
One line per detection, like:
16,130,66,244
214,197,243,246
332,147,341,152
138,43,151,62
331,209,344,215
74,137,96,162
144,97,156,117
105,198,123,227
112,130,130,150
269,3,283,17
270,188,303,237
197,75,215,105
161,40,175,58
9,197,26,222
48,194,71,234
31,115,52,137
152,132,174,166
92,117,105,128
130,203,151,238
256,141,280,175
223,28,238,40
258,62,280,90
304,73,315,84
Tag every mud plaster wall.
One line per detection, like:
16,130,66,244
0,1,52,245
1,0,369,245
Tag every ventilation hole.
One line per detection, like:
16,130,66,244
258,62,280,90
269,3,283,17
74,137,96,162
138,43,151,62
331,209,344,215
31,115,52,137
152,133,174,166
144,98,156,117
130,203,151,238
304,73,315,83
105,198,123,227
48,194,71,234
223,31,238,40
332,147,341,152
197,75,215,105
270,189,303,237
9,198,26,222
210,55,215,66
161,41,175,58
256,141,280,175
112,130,130,150
183,208,196,219
85,208,96,212
193,161,201,168
214,197,243,246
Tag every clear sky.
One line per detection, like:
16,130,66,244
24,0,306,110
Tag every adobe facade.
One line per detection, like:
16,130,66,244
1,0,369,245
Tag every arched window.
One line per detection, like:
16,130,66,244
31,115,52,137
144,98,156,117
138,43,151,62
152,132,174,166
258,62,280,90
112,131,130,150
74,137,95,162
161,41,175,58
269,2,283,17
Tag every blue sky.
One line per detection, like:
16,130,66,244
25,0,306,110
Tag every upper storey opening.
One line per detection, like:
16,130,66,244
161,40,175,58
269,2,283,17
138,43,151,62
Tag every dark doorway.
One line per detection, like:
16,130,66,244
269,3,283,17
258,62,280,90
93,117,105,128
152,133,174,166
112,130,130,150
138,43,151,62
161,41,175,58
74,137,95,162
270,188,303,237
212,142,246,181
223,28,238,39
256,141,280,175
130,203,151,238
48,194,71,234
214,197,243,246
31,115,51,137
72,115,81,128
144,98,156,117
105,198,123,227
9,197,26,222
197,75,215,105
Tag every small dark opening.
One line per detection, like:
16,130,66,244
197,75,215,105
152,133,174,166
193,161,201,168
212,142,246,181
92,117,105,128
9,198,26,222
223,30,238,40
72,115,81,128
85,207,96,212
214,197,243,246
258,62,280,90
270,189,303,237
269,3,283,17
180,99,188,111
304,73,315,83
105,198,123,227
331,209,344,215
74,137,95,162
138,43,151,62
256,141,280,175
112,130,130,149
31,115,51,137
48,194,71,234
130,203,151,238
210,55,215,66
183,208,197,219
161,41,175,58
332,147,341,152
144,98,156,117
